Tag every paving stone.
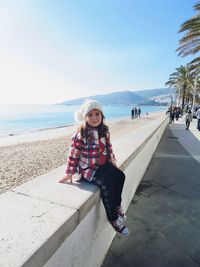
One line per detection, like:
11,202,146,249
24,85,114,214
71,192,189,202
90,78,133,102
132,232,199,267
101,251,129,267
161,216,200,265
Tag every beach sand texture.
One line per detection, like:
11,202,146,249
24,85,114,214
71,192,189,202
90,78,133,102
0,112,164,194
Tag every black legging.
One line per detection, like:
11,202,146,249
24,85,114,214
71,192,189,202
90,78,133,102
91,162,125,220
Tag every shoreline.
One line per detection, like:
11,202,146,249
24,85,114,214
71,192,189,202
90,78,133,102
0,106,167,144
0,112,165,194
0,124,75,138
0,115,138,147
0,114,135,147
0,110,167,147
0,123,78,147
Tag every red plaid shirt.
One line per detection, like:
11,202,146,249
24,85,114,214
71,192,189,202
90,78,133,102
65,128,116,181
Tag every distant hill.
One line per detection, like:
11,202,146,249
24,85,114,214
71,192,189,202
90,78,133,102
134,88,175,98
59,88,176,106
60,91,145,106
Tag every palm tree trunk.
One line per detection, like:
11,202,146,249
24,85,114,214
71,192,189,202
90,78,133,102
192,79,197,112
181,84,186,112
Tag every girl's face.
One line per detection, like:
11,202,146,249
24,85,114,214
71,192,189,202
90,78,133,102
85,109,102,127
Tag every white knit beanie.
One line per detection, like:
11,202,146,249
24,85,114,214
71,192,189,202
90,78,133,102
74,99,104,123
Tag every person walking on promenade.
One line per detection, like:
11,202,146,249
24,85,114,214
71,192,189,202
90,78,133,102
131,107,135,119
176,107,181,121
134,107,138,118
196,107,200,131
138,108,141,118
166,107,174,123
59,99,129,236
170,108,175,123
185,110,193,130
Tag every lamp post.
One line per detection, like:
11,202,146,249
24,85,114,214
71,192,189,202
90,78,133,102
177,85,181,107
192,78,197,113
170,95,173,107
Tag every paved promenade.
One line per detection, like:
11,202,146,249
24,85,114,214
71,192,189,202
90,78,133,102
102,118,200,267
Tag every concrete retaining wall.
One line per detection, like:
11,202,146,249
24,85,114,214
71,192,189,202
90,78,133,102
0,116,168,267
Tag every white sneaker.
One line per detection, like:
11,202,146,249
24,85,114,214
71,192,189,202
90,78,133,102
109,218,129,236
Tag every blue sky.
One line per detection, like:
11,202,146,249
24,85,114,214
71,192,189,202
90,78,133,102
0,0,197,104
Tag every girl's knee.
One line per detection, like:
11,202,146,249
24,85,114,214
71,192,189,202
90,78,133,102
117,169,125,182
121,171,125,182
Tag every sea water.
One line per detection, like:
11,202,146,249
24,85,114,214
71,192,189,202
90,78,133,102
0,104,166,137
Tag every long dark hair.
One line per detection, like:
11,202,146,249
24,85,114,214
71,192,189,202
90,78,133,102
79,113,109,140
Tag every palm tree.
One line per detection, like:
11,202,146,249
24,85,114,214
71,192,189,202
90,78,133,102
188,56,200,107
176,3,200,57
173,3,200,109
165,65,193,111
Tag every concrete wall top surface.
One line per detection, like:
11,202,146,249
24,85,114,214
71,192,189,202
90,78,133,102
0,116,167,267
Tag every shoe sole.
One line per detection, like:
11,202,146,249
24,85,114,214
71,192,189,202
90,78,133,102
116,230,129,237
109,221,129,237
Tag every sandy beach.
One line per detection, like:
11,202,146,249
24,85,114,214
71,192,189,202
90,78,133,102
0,112,165,194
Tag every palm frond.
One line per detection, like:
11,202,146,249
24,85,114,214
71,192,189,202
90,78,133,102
178,16,200,33
194,3,200,11
177,3,200,57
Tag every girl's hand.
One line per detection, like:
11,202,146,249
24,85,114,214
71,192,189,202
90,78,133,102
112,161,117,167
58,175,73,184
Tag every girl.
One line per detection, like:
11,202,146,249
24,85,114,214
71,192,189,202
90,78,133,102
59,99,129,236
